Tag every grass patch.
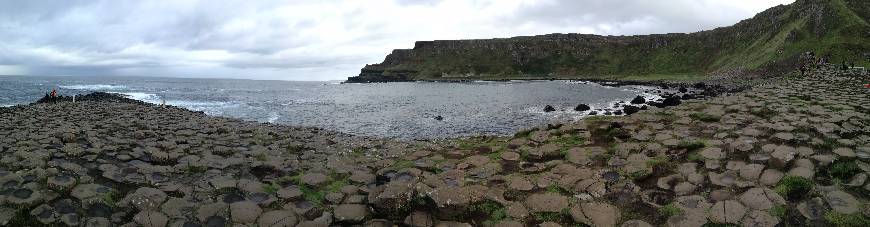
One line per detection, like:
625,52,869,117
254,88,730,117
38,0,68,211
183,165,208,173
545,185,570,194
677,140,706,151
628,170,650,180
830,160,861,182
351,147,366,156
263,182,280,194
468,200,507,225
486,151,504,160
324,177,350,193
749,107,778,119
254,152,268,162
646,156,675,170
609,73,706,82
552,134,586,147
687,152,703,162
286,144,312,153
392,160,416,170
100,190,121,208
298,185,325,206
769,205,787,218
658,203,683,217
514,128,538,138
825,211,870,227
689,112,722,122
533,211,564,223
775,176,814,201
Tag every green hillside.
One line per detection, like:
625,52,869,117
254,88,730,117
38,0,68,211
348,0,870,82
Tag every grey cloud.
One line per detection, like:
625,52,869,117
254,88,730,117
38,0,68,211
0,0,792,80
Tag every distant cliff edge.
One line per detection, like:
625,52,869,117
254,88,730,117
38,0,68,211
347,0,869,83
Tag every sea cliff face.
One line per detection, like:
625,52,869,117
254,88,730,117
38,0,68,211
348,0,870,82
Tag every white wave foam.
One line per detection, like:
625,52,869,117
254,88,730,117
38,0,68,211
59,84,127,90
114,92,161,104
266,112,280,123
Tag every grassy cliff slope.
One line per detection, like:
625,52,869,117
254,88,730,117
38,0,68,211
348,0,869,82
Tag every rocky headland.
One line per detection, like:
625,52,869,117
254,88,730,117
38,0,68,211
347,0,869,83
0,65,869,226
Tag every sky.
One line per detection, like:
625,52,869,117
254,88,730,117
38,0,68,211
0,0,795,81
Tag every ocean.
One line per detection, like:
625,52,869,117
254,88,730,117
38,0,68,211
0,75,661,140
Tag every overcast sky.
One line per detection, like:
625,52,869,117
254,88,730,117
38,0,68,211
0,0,794,81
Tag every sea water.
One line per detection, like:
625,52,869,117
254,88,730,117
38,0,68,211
0,76,661,140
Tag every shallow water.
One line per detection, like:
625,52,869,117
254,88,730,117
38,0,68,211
0,76,661,139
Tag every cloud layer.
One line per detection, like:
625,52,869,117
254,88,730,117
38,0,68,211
0,0,794,80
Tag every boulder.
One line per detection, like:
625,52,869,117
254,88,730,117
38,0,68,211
543,105,556,112
662,96,681,107
574,104,591,111
623,105,641,115
630,96,646,104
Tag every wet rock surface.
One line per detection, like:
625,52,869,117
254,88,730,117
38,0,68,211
1,66,869,226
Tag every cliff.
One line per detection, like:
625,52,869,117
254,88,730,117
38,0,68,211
347,0,870,82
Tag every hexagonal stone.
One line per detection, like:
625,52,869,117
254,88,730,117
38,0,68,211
46,175,77,191
507,176,534,191
500,152,520,162
739,164,765,181
0,208,15,226
120,187,167,211
258,210,298,227
6,188,43,206
700,147,724,160
759,169,784,186
31,204,56,225
797,197,826,220
133,211,168,227
833,147,856,158
738,187,785,210
334,204,368,223
825,191,860,214
160,197,195,218
505,202,528,219
770,146,796,167
741,209,780,227
708,200,746,224
569,202,620,227
83,217,112,227
404,211,433,227
277,187,303,200
524,192,568,213
230,201,262,223
301,173,329,187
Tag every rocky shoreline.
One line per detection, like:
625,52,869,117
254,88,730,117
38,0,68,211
1,65,869,226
